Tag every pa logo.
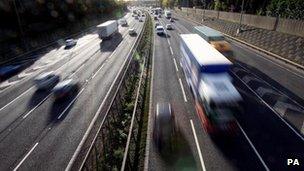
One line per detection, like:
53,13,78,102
287,159,300,166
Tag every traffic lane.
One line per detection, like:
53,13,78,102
0,14,135,110
0,34,99,110
170,15,304,169
14,21,145,170
149,21,199,171
0,21,138,134
0,22,142,170
231,73,304,170
230,41,304,104
172,13,304,105
160,17,266,170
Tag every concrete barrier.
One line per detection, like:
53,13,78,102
205,10,219,18
277,19,304,37
242,14,277,30
178,7,304,37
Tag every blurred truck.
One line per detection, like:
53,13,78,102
180,34,242,135
193,26,234,60
97,20,118,39
164,10,172,19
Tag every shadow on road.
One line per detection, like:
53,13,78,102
99,33,123,52
48,86,79,123
156,130,198,171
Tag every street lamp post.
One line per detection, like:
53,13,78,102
13,0,28,51
202,0,206,22
237,0,244,35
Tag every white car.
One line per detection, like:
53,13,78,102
166,24,173,30
139,17,143,22
128,28,136,35
156,26,165,35
119,19,127,26
34,72,60,90
155,22,160,28
65,39,77,47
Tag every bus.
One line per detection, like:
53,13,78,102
193,26,234,60
180,34,242,135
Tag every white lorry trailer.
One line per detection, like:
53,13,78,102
97,20,118,39
164,10,172,18
180,34,242,135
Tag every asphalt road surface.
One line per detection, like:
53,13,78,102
146,12,304,171
0,12,146,170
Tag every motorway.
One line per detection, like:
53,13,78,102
146,12,304,171
0,12,145,170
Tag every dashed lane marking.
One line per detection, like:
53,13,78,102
173,58,179,72
169,46,174,55
179,78,187,102
190,120,206,171
13,142,39,171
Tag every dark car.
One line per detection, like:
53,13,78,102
52,79,79,100
0,65,21,81
34,71,60,90
153,102,177,153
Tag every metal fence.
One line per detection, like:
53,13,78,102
67,12,149,171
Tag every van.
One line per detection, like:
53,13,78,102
193,26,234,59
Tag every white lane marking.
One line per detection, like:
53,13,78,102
92,64,105,79
237,121,270,171
0,22,134,113
23,94,52,119
169,46,174,55
13,142,39,171
167,39,171,45
57,87,85,120
0,88,33,112
173,58,179,72
179,78,187,102
68,56,96,78
231,72,304,141
190,120,206,171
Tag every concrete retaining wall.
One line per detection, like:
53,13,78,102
178,7,304,37
277,19,304,37
242,14,277,30
219,11,240,23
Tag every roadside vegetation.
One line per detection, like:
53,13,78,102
0,0,127,61
161,0,304,19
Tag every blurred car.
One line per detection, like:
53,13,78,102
154,15,158,20
156,26,165,35
153,102,177,152
141,14,145,17
53,79,79,100
128,28,136,35
118,18,128,26
139,17,143,22
166,24,173,30
155,22,160,28
34,72,60,90
0,65,22,81
205,107,239,136
134,15,139,20
170,18,174,22
65,39,77,47
158,14,162,18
